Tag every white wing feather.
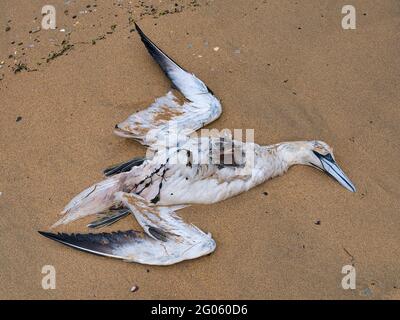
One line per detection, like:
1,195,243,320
115,23,222,146
40,193,215,265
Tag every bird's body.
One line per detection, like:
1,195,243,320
40,24,356,265
54,135,292,227
124,140,287,206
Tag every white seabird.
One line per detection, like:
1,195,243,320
39,23,356,265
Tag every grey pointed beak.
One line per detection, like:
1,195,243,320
313,152,356,192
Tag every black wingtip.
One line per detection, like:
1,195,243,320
133,23,190,85
39,230,110,259
133,23,215,99
38,230,52,238
134,22,146,40
134,22,154,48
134,22,141,32
39,231,79,246
38,231,60,242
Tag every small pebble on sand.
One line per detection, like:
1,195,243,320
130,285,139,292
213,46,219,52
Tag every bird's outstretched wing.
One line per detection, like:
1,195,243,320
114,23,222,146
39,193,215,265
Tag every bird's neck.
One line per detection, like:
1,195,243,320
260,141,307,175
277,141,308,165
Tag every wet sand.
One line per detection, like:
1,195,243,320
1,0,400,299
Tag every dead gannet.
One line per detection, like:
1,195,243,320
39,23,356,266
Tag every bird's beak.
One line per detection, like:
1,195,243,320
313,152,356,192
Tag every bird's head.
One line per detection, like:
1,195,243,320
279,140,356,192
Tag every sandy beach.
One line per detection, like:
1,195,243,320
1,0,400,299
